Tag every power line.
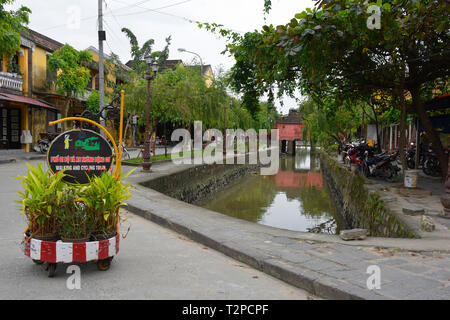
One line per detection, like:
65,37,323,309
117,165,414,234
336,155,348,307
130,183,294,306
40,0,174,31
109,0,245,33
113,0,194,18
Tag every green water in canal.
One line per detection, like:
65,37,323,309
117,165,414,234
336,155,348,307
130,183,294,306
198,148,346,234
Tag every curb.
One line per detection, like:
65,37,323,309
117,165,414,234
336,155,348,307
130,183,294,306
0,158,16,165
126,199,377,300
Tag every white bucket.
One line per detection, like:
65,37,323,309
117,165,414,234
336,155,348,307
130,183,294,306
404,170,419,188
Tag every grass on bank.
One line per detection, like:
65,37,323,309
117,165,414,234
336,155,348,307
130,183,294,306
124,150,204,164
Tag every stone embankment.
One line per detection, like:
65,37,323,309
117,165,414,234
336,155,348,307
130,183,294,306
321,152,449,240
320,153,416,238
142,162,259,204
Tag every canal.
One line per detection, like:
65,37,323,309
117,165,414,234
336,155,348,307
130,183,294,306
197,148,346,234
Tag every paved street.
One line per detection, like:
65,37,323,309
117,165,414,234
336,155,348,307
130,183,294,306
126,159,450,300
0,159,312,300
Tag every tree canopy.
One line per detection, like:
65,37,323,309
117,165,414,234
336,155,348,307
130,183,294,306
47,44,92,130
198,0,450,173
0,0,30,58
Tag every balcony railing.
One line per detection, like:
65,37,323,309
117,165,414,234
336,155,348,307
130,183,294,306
0,72,23,92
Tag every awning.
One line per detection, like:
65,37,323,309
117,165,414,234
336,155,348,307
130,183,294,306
0,92,58,110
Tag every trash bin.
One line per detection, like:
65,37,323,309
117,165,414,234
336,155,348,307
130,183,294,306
404,170,419,188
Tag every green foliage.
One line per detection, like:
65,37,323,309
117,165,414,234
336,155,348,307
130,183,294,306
300,97,362,147
263,0,272,14
14,163,67,236
78,169,135,234
200,0,449,152
0,0,31,57
56,188,88,239
121,27,171,75
86,90,107,115
47,44,92,98
14,164,135,238
7,58,21,75
104,52,131,96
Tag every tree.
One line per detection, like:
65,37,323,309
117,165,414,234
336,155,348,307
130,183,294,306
202,0,449,174
121,28,172,75
47,44,92,131
0,0,30,58
300,97,362,149
86,90,108,115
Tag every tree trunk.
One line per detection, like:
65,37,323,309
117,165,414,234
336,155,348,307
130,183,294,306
361,111,365,140
410,85,448,179
370,104,382,154
398,87,407,175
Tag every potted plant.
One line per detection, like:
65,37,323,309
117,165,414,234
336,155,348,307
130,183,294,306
79,170,134,241
15,163,66,240
56,188,90,243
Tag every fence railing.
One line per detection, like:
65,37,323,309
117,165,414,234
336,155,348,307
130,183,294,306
0,72,23,92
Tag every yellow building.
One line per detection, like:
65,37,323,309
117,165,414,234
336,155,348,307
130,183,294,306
0,29,129,152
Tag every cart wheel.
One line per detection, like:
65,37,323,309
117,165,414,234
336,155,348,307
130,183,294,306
47,263,57,278
97,258,112,271
32,259,44,265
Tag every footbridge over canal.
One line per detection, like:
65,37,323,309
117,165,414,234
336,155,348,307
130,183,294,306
276,109,305,155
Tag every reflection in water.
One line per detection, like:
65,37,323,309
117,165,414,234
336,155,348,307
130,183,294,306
198,148,346,234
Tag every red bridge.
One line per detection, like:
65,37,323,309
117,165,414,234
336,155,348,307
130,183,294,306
276,109,304,154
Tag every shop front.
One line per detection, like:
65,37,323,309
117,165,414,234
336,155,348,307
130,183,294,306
0,92,57,152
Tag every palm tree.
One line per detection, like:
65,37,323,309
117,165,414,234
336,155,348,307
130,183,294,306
121,28,171,74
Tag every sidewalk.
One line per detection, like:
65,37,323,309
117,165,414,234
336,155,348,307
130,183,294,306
125,160,450,300
345,160,450,238
0,150,46,164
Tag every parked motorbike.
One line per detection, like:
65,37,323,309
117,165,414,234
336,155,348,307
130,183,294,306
38,139,50,154
406,142,425,169
344,141,373,169
361,150,401,182
422,147,446,177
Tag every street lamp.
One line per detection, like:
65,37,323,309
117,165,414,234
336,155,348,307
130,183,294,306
178,48,204,75
142,55,159,172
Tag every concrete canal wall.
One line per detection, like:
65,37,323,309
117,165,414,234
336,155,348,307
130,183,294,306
141,163,259,204
320,153,416,238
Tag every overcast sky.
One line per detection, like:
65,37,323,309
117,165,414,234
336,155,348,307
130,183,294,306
8,0,316,114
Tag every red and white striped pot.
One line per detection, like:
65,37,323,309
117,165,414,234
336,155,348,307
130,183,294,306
23,234,120,263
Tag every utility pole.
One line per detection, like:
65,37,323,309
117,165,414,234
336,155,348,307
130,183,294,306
98,0,106,137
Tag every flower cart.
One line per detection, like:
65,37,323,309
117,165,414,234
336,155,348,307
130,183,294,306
17,91,133,277
23,233,120,277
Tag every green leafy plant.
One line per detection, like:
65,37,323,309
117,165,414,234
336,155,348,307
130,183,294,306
15,163,135,241
56,188,88,240
78,169,135,238
14,163,67,238
7,59,22,76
